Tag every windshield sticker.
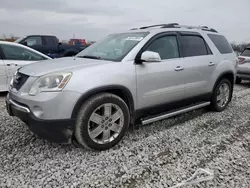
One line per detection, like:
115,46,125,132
125,37,144,41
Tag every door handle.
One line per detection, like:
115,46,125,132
6,63,17,66
175,66,184,71
208,62,215,66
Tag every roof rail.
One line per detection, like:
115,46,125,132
173,25,217,32
139,24,173,29
136,23,179,30
131,23,218,33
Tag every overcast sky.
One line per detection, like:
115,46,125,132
0,0,249,43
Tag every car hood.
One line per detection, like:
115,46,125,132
19,57,112,76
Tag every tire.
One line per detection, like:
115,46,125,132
236,77,242,84
210,79,232,112
74,93,130,150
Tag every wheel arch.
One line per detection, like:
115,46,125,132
213,71,235,89
212,71,235,100
71,85,135,120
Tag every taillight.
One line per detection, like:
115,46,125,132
238,57,245,64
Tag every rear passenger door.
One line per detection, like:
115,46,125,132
179,32,217,97
42,36,58,55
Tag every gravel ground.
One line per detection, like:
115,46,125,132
1,83,250,188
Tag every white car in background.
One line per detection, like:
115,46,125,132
0,41,51,91
236,47,250,83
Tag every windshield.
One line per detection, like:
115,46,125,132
14,36,26,43
76,32,148,61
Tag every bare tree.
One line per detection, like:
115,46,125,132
231,42,250,53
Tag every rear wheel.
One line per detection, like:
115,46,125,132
74,93,130,150
210,79,232,112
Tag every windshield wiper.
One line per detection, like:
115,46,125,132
77,55,101,59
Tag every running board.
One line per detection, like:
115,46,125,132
141,102,210,125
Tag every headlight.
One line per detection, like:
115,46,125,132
10,71,17,86
29,72,72,96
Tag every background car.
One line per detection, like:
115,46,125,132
236,46,250,83
15,35,89,58
0,41,51,92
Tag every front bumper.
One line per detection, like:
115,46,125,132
237,65,250,80
237,73,250,80
6,94,75,143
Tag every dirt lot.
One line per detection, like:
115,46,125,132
0,83,250,188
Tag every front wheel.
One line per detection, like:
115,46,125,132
74,93,130,150
210,79,232,112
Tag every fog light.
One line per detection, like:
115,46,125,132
33,106,44,118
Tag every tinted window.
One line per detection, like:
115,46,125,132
44,36,56,46
145,36,179,60
180,35,208,57
0,48,3,59
24,36,42,46
1,44,46,61
208,34,233,54
241,48,250,57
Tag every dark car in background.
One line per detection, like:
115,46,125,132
15,35,89,58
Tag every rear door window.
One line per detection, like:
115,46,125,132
180,35,208,57
241,48,250,57
44,36,57,46
208,34,233,54
1,44,46,61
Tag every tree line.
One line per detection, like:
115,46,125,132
231,42,250,53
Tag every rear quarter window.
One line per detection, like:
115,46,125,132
208,34,233,54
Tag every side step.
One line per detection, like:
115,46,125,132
141,102,210,125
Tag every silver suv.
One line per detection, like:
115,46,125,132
6,23,237,150
236,46,250,83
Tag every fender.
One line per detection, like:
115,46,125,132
212,71,235,101
213,71,235,90
71,85,135,119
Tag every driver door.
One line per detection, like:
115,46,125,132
136,33,187,109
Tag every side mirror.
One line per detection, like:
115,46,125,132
58,42,62,45
22,41,28,46
141,51,161,62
